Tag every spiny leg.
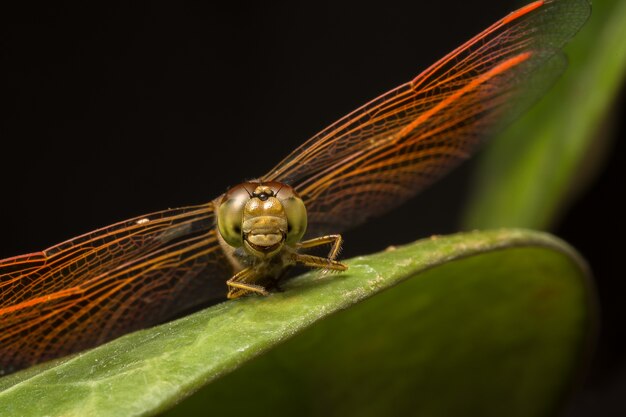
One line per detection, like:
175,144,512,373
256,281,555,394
297,234,343,261
292,253,348,272
227,267,269,299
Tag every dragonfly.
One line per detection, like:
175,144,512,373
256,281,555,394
0,0,590,375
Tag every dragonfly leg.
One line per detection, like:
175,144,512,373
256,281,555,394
227,267,269,299
297,234,344,261
292,253,348,272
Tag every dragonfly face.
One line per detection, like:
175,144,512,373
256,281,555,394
0,0,590,374
217,182,307,258
216,181,343,299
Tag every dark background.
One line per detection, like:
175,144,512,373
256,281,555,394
2,1,624,415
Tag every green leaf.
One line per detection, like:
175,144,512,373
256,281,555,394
463,0,626,229
0,229,594,417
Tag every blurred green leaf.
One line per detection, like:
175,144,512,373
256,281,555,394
463,0,626,229
0,230,594,417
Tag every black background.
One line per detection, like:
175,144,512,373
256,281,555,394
2,1,624,415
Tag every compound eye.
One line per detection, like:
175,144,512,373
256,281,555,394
276,186,307,245
217,183,253,247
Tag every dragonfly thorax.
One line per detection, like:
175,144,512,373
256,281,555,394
217,182,308,259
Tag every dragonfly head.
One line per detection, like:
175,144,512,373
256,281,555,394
217,181,307,258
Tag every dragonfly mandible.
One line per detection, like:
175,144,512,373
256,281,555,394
0,0,590,374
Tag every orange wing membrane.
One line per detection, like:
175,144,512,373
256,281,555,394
0,0,590,374
0,205,229,373
266,0,590,235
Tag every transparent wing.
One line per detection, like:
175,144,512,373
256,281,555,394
0,204,231,374
264,0,590,235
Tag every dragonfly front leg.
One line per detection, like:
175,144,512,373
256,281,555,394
294,234,348,271
297,234,344,261
227,267,269,299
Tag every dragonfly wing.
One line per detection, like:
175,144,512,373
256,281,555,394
0,203,230,374
264,0,590,236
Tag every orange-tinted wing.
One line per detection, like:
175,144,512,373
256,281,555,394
0,204,231,374
264,0,590,235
